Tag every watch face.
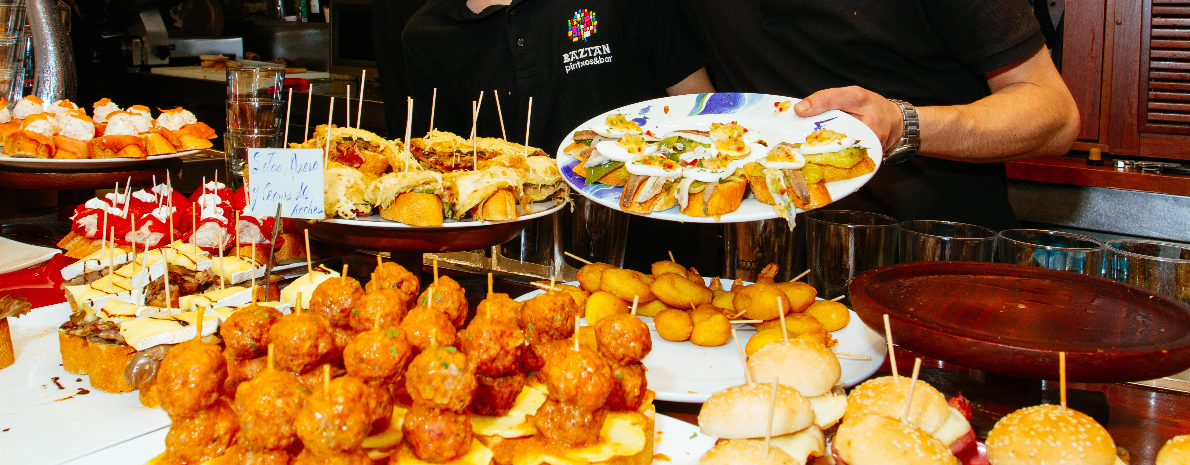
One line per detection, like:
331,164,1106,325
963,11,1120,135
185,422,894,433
884,146,916,165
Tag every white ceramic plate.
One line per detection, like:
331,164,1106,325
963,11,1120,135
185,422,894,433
516,280,887,403
555,92,882,223
59,413,714,465
0,303,170,465
319,199,567,229
0,237,60,274
0,150,198,170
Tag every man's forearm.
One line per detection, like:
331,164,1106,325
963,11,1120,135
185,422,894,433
918,80,1080,163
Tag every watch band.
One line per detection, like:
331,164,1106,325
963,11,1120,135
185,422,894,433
883,99,919,165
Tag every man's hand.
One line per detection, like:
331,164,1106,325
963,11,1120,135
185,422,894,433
794,86,903,150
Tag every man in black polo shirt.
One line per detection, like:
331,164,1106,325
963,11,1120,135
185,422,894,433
681,0,1079,230
400,0,714,270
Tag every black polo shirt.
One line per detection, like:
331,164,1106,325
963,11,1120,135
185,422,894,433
680,0,1045,231
402,0,705,152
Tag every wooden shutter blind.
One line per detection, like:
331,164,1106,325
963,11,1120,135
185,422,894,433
1146,0,1190,134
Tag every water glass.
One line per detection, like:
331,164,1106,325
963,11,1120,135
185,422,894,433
225,132,284,190
227,100,285,135
996,229,1104,276
805,210,899,300
723,219,803,282
561,196,630,268
226,67,285,101
1104,240,1190,305
0,1,25,36
899,220,996,263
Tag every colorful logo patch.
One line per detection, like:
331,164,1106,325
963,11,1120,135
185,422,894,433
568,9,597,42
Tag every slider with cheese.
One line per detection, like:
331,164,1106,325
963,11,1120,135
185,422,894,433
365,170,446,226
698,381,827,465
444,165,525,221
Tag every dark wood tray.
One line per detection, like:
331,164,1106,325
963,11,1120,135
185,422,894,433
298,219,528,253
849,262,1190,383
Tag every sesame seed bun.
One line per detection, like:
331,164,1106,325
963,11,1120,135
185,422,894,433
698,383,815,440
985,404,1117,465
747,339,841,398
698,439,798,465
1158,435,1190,465
833,414,958,465
843,376,950,435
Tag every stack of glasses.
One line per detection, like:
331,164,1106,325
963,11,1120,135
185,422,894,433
0,0,26,104
225,67,287,189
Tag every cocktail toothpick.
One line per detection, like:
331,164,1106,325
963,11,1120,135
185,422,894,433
217,228,226,290
429,88,437,132
493,90,507,140
778,297,788,343
323,96,335,166
884,314,899,380
303,89,312,144
403,98,414,172
668,251,676,263
487,273,493,298
900,358,923,423
356,70,366,130
284,87,293,146
631,296,638,316
194,308,204,342
524,96,533,157
574,316,581,352
731,328,752,385
765,376,779,455
792,269,810,282
564,251,592,265
830,295,846,302
304,229,313,276
345,84,351,129
1059,351,1067,409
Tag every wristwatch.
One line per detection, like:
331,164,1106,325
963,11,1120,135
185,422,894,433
883,99,919,165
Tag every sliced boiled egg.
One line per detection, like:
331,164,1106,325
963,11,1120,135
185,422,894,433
595,137,657,163
709,121,748,141
714,137,751,160
799,129,856,155
682,154,736,182
760,144,806,170
625,155,681,178
592,113,644,139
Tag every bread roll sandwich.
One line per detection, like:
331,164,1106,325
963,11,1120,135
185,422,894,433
1158,435,1190,465
698,382,827,465
324,162,376,219
522,155,568,203
365,170,446,226
315,126,398,175
746,339,848,429
445,166,525,221
844,376,977,459
833,414,959,465
985,404,1124,465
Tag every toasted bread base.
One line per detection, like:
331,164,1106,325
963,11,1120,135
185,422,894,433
87,338,136,393
680,180,747,217
3,131,56,158
177,134,214,151
89,136,148,159
380,192,445,226
141,132,178,155
819,156,876,183
573,163,631,187
745,173,777,205
58,329,90,374
484,395,656,465
273,232,306,264
1,319,13,370
478,189,519,221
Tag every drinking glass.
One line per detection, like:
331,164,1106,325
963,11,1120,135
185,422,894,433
226,67,285,101
723,219,803,282
1104,240,1190,305
996,229,1104,276
225,132,284,190
226,100,285,135
899,220,996,263
805,210,899,301
561,196,630,268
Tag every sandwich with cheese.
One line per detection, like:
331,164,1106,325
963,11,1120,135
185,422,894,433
985,404,1125,465
444,165,525,221
365,170,446,226
301,124,401,176
843,375,976,460
522,155,568,204
832,414,959,465
324,161,376,219
746,339,849,430
698,381,827,465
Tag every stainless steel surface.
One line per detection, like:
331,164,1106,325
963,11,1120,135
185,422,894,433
128,8,168,66
168,37,244,58
1007,181,1190,243
248,21,330,71
25,0,73,100
560,196,629,269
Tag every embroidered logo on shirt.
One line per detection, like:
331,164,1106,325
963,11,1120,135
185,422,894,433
568,9,597,42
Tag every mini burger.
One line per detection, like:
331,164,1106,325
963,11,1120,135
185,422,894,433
833,414,958,465
699,440,800,465
746,339,848,429
698,382,826,465
1157,435,1190,465
844,376,976,459
365,170,446,226
985,404,1124,465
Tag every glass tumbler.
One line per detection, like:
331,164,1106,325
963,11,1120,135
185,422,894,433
996,229,1104,276
226,132,284,190
226,67,286,101
805,210,899,301
899,220,996,263
1104,240,1190,305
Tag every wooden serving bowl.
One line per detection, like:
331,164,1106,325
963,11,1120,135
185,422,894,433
849,262,1190,383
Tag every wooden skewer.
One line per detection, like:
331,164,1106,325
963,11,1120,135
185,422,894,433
303,89,312,144
792,269,810,282
108,227,115,283
304,229,313,276
217,228,226,290
194,308,204,342
377,254,383,267
471,100,478,171
284,87,293,146
731,320,763,324
830,295,846,302
487,273,493,298
267,343,275,371
731,327,752,385
403,98,414,172
765,375,779,455
234,211,241,258
549,276,555,292
1059,351,1067,409
778,297,788,343
574,316,580,352
433,259,439,284
631,296,638,316
668,251,676,263
323,364,330,393
884,314,899,380
100,208,108,260
345,84,351,129
250,244,257,302
296,292,302,315
524,96,533,157
493,90,507,140
901,358,923,423
324,97,334,166
164,213,172,307
564,251,592,265
429,88,437,132
166,174,175,245
833,351,873,361
342,264,348,279
356,70,366,130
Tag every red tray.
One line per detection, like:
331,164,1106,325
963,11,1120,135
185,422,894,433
848,262,1190,383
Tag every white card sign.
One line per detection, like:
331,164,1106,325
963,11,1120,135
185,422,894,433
245,148,326,219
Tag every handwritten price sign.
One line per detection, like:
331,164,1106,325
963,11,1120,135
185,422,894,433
245,148,326,219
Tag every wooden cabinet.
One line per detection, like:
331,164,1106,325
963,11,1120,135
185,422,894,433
1066,0,1190,159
